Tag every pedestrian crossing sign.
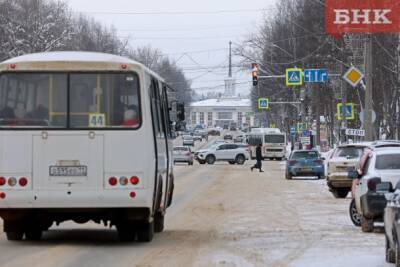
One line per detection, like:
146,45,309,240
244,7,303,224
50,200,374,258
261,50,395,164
336,103,355,120
258,98,270,109
286,68,303,86
297,122,307,133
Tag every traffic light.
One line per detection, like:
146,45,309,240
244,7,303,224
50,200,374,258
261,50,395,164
252,63,258,86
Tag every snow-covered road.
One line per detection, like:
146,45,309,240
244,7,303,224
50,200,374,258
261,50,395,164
0,160,389,267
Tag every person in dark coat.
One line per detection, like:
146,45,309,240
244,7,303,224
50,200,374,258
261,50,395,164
251,144,264,172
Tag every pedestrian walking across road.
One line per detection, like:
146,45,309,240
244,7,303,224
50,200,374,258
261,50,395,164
251,144,264,172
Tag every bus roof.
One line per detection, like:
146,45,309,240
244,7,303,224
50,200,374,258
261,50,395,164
0,51,164,81
250,128,282,134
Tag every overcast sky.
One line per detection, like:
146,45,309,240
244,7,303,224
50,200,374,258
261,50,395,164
66,0,277,97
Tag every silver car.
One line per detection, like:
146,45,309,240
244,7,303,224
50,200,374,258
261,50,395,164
173,146,194,165
182,135,195,146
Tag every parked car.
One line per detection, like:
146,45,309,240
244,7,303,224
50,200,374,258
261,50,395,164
285,150,325,180
194,143,250,165
192,134,202,142
351,146,400,233
208,129,221,136
223,134,233,140
198,130,208,139
173,146,194,165
383,188,400,265
327,143,371,198
234,135,245,143
182,135,195,146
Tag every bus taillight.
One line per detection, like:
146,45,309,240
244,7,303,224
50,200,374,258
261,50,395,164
129,192,136,198
119,176,128,186
130,176,139,185
109,177,118,186
8,177,17,187
19,177,28,187
0,177,5,186
0,192,5,199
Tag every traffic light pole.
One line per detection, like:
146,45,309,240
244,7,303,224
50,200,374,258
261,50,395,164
364,34,374,141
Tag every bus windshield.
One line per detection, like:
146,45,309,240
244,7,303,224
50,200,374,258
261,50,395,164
0,73,140,129
265,134,285,143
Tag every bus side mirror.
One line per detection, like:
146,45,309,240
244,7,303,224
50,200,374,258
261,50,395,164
176,103,185,122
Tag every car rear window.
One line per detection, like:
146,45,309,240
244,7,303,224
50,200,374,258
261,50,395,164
174,147,188,151
333,147,364,159
375,154,400,170
291,151,318,159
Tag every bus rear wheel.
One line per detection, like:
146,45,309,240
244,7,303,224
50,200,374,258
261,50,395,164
137,221,154,242
25,229,42,241
6,231,24,241
116,221,136,242
4,220,24,241
154,212,165,233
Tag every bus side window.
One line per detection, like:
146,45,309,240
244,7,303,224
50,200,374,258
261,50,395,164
160,84,170,137
150,78,161,136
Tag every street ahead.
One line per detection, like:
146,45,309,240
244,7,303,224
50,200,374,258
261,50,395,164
0,154,388,267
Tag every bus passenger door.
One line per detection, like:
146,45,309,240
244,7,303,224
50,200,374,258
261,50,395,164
150,78,168,213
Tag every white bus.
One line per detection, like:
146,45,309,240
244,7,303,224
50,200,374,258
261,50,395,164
0,51,184,242
247,128,286,160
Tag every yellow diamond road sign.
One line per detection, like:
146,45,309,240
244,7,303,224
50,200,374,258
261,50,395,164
343,66,364,87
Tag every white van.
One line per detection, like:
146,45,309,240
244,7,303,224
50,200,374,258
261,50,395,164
247,128,286,160
0,51,184,242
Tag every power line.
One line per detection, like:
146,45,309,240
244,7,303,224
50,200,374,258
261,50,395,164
118,24,248,32
80,8,275,16
118,35,241,40
162,48,227,56
190,81,252,91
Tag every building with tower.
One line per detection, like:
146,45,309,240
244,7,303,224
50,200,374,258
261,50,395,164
189,42,255,128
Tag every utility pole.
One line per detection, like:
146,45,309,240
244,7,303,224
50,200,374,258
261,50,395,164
316,85,321,147
364,34,374,141
340,63,347,143
228,41,232,78
397,34,400,139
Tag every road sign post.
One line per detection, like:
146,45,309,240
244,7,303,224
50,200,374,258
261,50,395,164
336,103,355,120
304,69,328,83
297,122,307,133
258,98,270,110
343,66,364,87
286,68,303,86
345,128,365,137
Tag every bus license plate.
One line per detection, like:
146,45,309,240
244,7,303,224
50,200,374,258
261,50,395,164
49,166,87,177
